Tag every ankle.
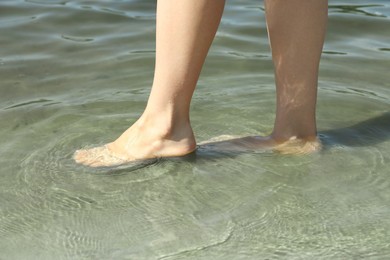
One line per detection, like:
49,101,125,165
272,136,322,155
270,131,318,144
272,116,317,143
138,110,194,141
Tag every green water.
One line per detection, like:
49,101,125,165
1,0,390,259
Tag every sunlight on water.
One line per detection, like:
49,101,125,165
0,0,389,259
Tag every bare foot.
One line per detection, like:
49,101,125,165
199,135,321,155
273,136,321,155
74,117,196,167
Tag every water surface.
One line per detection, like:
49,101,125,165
1,0,390,259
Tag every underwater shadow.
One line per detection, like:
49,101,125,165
193,112,390,160
320,112,390,148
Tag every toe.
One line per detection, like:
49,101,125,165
73,145,129,167
73,149,89,163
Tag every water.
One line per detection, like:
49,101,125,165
1,0,390,259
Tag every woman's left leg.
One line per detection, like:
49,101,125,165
74,0,225,167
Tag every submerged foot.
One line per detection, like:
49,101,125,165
273,136,321,154
199,135,321,155
74,145,131,168
74,117,196,168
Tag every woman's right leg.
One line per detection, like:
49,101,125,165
266,0,328,144
74,0,226,167
200,0,327,154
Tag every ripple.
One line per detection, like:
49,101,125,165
323,50,348,55
225,51,268,59
10,128,185,257
61,34,94,43
4,98,54,110
25,0,68,5
329,4,387,18
157,221,234,259
19,132,175,189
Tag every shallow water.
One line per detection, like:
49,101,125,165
1,0,390,259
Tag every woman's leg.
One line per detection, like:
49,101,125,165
266,0,328,143
201,0,327,154
74,0,226,167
